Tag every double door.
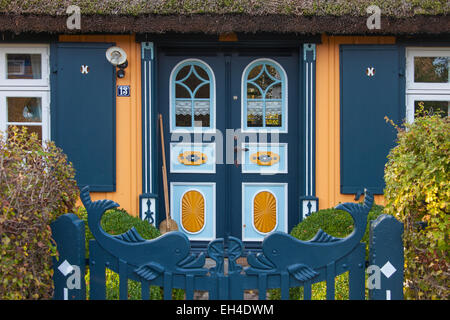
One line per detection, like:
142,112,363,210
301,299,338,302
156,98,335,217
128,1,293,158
158,47,300,247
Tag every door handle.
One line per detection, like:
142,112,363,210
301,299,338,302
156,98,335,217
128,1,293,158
234,147,249,167
234,147,249,153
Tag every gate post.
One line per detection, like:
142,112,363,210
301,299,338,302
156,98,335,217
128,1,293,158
51,213,86,300
368,214,404,300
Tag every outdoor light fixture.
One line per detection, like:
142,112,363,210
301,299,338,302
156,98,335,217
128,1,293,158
105,46,128,78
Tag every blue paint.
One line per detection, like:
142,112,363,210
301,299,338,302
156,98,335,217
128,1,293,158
369,214,404,300
51,213,86,300
52,188,404,300
50,42,116,192
340,45,405,195
157,48,300,249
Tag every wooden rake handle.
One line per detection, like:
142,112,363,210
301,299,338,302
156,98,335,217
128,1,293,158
159,114,170,227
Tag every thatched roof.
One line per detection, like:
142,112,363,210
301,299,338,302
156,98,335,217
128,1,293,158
0,0,449,35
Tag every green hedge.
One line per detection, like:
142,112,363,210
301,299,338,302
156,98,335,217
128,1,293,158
76,207,184,300
270,202,384,300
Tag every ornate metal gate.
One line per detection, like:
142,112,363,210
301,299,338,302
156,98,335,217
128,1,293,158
51,187,404,300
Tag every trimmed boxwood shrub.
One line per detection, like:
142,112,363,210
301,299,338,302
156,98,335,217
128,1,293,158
76,207,184,300
0,127,79,299
76,207,160,257
384,111,449,300
270,202,384,300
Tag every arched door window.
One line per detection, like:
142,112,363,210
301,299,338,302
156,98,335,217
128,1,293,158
242,59,287,132
171,60,215,131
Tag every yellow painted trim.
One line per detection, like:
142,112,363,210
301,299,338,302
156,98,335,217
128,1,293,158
315,35,395,209
59,34,142,216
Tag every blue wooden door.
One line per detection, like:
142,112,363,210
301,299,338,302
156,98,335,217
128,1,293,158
157,47,300,248
51,43,116,192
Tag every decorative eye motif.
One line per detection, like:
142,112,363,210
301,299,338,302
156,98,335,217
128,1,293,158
250,152,280,166
178,151,207,166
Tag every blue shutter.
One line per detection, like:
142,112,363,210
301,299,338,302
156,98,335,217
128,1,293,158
51,43,116,192
340,45,405,194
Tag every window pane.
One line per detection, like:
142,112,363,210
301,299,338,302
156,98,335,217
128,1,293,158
176,84,191,98
414,57,449,83
247,101,263,127
8,125,42,141
245,62,284,129
247,83,262,99
194,66,208,81
195,83,209,99
414,100,449,118
173,63,212,129
265,101,282,127
193,101,210,127
266,83,282,99
175,100,192,127
7,97,42,122
266,65,281,80
7,54,42,79
175,66,190,81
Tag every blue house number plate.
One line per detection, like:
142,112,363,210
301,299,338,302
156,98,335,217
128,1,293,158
117,85,130,97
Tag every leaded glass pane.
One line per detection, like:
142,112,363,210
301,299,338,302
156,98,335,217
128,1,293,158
265,101,282,127
173,62,213,129
175,65,190,81
176,84,190,99
266,65,281,80
266,83,282,99
195,83,209,99
247,101,263,127
247,83,262,99
245,62,284,129
248,65,263,81
175,100,192,127
194,66,209,81
194,101,210,127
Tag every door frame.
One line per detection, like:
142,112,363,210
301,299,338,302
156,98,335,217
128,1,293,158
139,37,319,252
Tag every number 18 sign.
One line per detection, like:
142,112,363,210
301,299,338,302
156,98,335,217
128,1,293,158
117,85,130,97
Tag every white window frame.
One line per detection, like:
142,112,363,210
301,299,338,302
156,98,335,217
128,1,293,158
406,94,450,123
0,91,50,142
406,47,450,122
0,44,50,142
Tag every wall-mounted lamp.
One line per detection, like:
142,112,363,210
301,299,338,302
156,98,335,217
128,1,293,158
106,46,128,79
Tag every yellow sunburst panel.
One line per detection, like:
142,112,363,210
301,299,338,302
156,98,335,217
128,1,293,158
250,152,280,166
178,151,208,165
253,191,277,233
181,190,205,233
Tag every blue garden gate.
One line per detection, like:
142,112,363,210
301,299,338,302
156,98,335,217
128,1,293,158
51,187,404,300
